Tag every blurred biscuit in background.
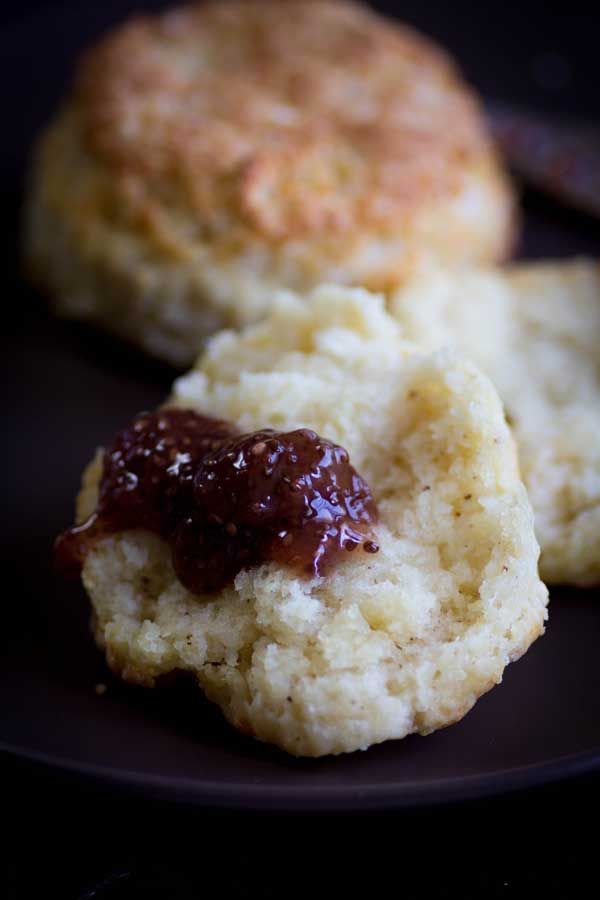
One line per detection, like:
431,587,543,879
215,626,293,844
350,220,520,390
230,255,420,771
23,0,515,365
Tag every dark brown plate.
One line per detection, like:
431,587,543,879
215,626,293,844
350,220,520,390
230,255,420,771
1,0,599,812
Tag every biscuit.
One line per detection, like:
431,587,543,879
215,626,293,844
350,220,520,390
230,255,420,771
24,0,514,365
392,258,600,586
75,286,547,756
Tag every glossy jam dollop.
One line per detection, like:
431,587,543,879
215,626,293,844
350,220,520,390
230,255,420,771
55,409,379,594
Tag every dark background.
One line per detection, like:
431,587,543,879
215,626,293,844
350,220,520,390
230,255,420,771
2,2,600,898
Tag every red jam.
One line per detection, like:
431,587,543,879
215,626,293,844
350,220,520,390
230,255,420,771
55,409,379,594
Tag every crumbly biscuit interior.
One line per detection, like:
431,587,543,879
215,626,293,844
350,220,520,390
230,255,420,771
392,259,600,585
81,287,547,755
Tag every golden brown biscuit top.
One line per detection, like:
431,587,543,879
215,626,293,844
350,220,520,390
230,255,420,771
75,0,493,241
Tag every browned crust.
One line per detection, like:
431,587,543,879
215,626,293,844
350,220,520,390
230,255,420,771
73,0,500,243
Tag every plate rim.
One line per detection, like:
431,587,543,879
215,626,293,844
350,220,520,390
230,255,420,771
3,741,600,811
